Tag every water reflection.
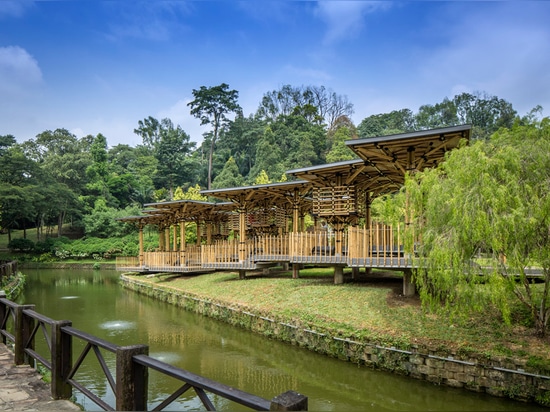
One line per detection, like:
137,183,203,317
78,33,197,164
17,269,545,411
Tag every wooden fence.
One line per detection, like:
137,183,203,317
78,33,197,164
0,260,18,281
0,291,307,411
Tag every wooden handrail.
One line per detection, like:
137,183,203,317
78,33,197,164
0,292,308,411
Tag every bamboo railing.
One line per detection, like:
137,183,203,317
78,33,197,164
201,239,258,269
255,234,290,261
117,223,416,272
289,231,348,264
116,256,140,271
116,245,203,272
347,223,413,267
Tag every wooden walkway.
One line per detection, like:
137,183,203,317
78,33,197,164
0,344,80,411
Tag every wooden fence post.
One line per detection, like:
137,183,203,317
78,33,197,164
270,390,308,411
14,304,35,366
116,344,149,411
51,320,73,399
0,291,5,345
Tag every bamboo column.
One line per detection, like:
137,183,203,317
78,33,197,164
138,222,144,267
164,227,170,252
158,226,165,251
196,220,202,246
404,146,416,296
180,221,186,266
238,208,247,261
291,189,301,279
206,222,212,245
172,225,177,252
365,191,372,275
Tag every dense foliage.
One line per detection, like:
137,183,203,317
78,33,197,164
0,85,539,258
405,117,550,337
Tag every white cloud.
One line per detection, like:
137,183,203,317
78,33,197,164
314,1,390,45
0,46,42,98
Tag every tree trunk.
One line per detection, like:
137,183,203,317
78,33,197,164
207,123,219,190
58,210,66,237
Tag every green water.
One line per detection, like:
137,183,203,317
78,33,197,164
16,269,541,411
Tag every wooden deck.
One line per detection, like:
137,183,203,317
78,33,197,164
116,224,417,273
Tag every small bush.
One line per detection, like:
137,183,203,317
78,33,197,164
8,238,35,252
34,237,71,254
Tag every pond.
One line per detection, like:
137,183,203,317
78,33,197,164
16,268,544,411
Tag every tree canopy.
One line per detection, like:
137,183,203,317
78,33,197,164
0,84,542,252
188,83,241,189
406,117,550,336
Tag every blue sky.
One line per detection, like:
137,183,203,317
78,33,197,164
1,1,549,147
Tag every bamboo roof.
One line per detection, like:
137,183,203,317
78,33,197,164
142,200,236,223
345,124,471,186
115,213,166,226
200,180,313,212
287,125,470,198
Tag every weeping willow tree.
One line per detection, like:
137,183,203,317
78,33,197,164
405,118,550,337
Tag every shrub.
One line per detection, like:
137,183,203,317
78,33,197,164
8,238,35,253
34,237,70,254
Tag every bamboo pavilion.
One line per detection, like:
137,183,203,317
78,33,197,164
116,125,471,295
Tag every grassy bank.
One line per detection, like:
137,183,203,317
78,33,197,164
125,268,550,370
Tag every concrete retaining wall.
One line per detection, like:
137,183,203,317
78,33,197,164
120,275,550,407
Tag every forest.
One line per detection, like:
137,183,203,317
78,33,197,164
0,84,541,259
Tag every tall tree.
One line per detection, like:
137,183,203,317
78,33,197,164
133,117,196,198
326,115,358,163
216,114,265,178
257,84,354,128
358,109,415,138
134,116,161,149
154,119,196,198
85,133,114,207
211,156,244,189
249,127,285,182
0,134,16,157
188,83,241,189
452,92,516,139
0,145,42,240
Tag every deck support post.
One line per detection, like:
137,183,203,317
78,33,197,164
292,263,300,279
239,270,246,280
403,269,415,297
351,267,360,280
334,266,344,285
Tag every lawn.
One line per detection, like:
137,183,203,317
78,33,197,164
126,267,550,368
